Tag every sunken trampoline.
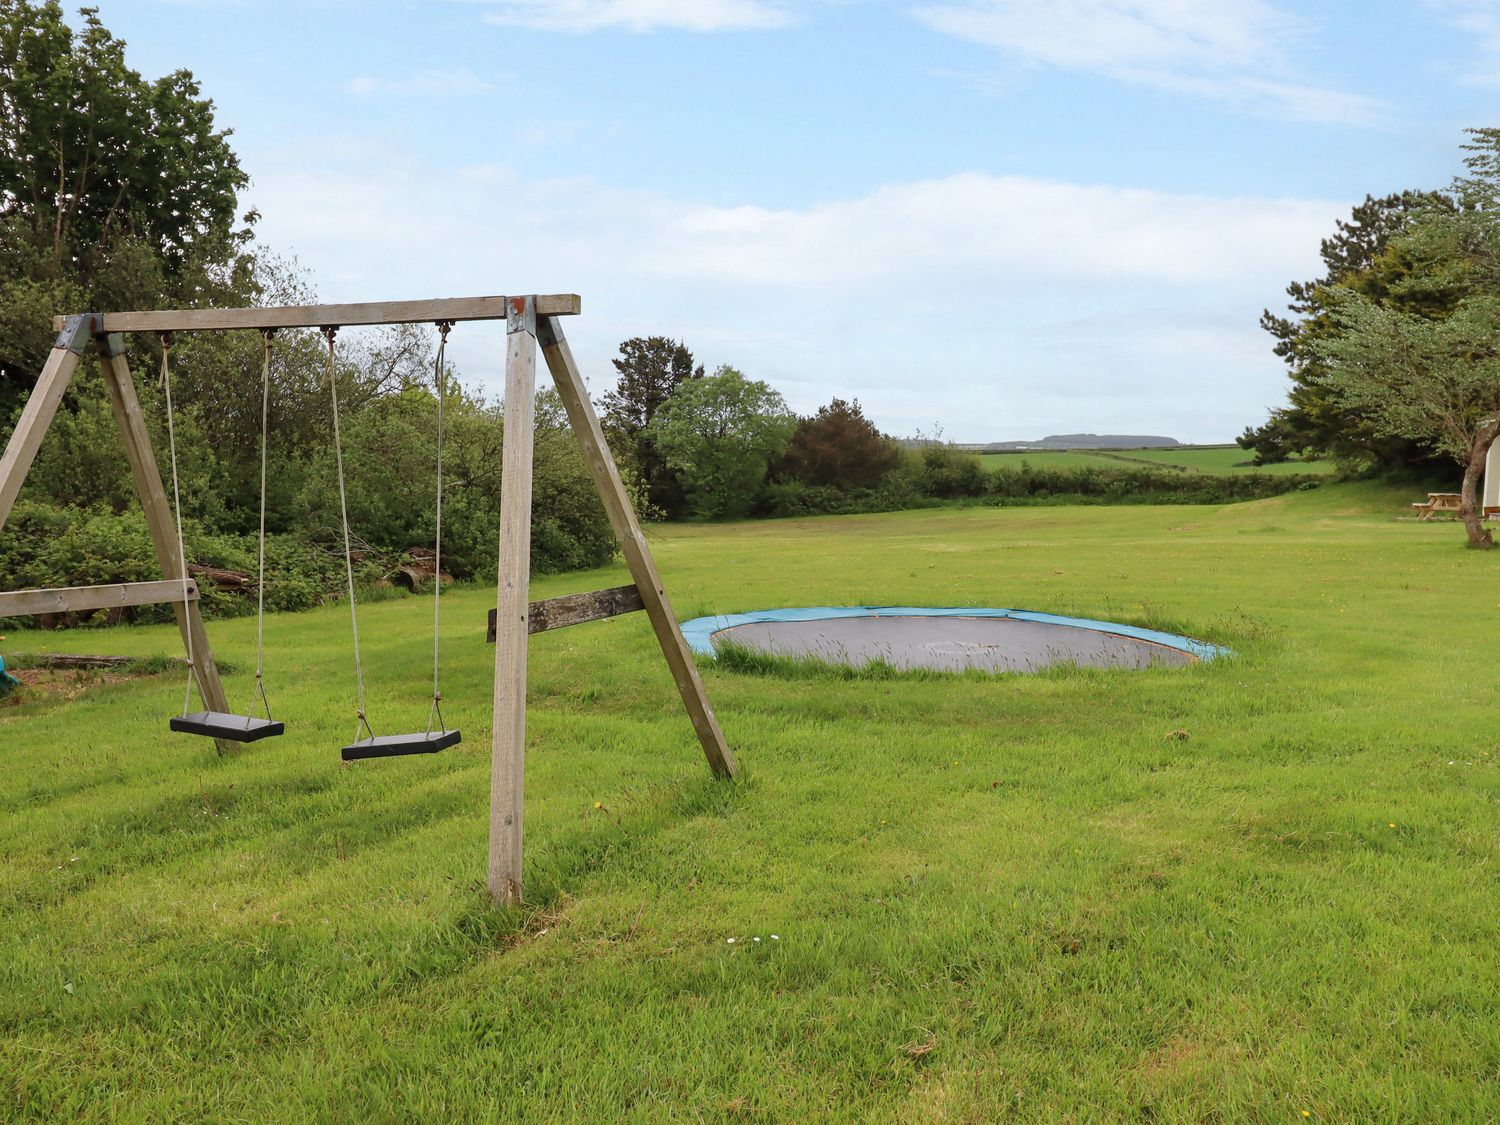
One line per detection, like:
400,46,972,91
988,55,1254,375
681,607,1226,674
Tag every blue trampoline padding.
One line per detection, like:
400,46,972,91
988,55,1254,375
0,655,17,688
680,606,1229,663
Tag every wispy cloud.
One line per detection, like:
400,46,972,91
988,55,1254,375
1425,0,1500,87
913,0,1383,124
479,0,797,33
346,69,502,97
245,146,1338,440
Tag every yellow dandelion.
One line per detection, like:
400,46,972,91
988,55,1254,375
594,802,604,810
1388,822,1396,828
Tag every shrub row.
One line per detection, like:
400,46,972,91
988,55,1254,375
756,456,1321,518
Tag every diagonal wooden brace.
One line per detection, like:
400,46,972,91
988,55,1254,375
536,314,738,781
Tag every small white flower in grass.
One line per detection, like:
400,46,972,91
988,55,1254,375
770,934,780,941
726,937,735,944
753,937,761,942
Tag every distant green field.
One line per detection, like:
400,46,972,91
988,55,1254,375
975,444,1333,476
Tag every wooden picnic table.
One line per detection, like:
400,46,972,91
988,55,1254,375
1412,492,1462,520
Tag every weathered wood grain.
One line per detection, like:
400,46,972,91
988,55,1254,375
0,323,86,529
485,584,645,641
54,294,580,334
489,297,537,906
0,580,199,619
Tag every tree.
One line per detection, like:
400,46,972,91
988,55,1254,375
646,365,795,519
1313,130,1500,548
0,1,253,387
0,0,269,531
776,398,898,488
597,336,701,515
1242,191,1457,470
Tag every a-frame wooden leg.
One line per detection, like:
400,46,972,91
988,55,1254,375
537,314,739,781
489,297,537,905
0,316,90,530
94,333,233,753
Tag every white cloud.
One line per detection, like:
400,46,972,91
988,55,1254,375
646,173,1334,287
346,69,502,97
479,0,797,33
243,144,1338,441
913,0,1382,124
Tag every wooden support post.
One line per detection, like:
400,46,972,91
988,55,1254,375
0,316,90,530
489,297,537,905
94,334,233,751
537,315,739,781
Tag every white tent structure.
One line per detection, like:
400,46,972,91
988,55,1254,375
1487,439,1500,513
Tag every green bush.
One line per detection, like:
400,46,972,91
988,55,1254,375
0,501,391,628
916,445,988,498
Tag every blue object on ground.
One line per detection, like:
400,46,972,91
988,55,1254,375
679,605,1229,665
0,654,18,689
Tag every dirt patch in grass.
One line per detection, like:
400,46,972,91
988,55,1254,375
0,666,162,710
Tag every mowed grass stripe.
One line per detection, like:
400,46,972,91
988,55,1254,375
1,482,1496,1119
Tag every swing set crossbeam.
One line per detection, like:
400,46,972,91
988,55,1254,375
52,294,581,335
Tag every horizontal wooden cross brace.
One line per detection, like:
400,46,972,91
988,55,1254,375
0,579,199,620
487,584,646,643
52,295,580,335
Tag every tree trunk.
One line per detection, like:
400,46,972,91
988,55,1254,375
1459,424,1498,549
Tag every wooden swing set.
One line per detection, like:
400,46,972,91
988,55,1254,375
0,294,737,905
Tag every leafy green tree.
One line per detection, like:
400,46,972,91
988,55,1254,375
0,0,269,531
776,398,898,488
0,0,253,388
1314,130,1500,548
1242,191,1457,469
646,365,794,519
597,336,701,515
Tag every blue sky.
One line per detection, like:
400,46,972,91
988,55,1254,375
85,0,1500,441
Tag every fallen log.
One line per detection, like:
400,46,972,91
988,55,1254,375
3,653,184,670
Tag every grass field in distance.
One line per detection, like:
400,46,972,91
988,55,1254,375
0,480,1493,1120
974,443,1335,476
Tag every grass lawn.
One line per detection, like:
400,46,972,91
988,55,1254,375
2,483,1496,1120
976,445,1334,476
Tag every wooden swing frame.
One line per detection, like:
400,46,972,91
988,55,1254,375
0,294,737,905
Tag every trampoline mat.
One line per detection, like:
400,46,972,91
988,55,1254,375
713,614,1197,673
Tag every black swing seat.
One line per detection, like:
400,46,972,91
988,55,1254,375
341,729,461,761
170,711,285,743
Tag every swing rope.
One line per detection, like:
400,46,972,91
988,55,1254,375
159,334,199,718
251,330,275,723
427,321,452,735
325,327,373,745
